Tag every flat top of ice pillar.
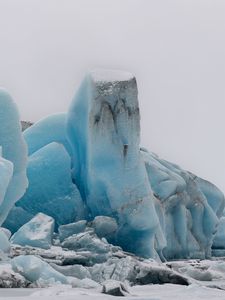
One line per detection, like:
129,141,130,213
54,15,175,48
89,69,134,83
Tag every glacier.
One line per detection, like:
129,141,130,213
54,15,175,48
0,68,225,282
0,90,28,226
66,70,225,259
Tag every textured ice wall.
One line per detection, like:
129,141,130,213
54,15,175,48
141,149,225,259
213,217,225,250
0,90,28,225
67,70,162,258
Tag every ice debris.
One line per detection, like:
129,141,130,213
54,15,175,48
11,255,68,285
10,213,54,249
102,280,129,296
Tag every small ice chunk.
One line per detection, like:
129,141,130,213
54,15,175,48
58,220,87,242
11,255,68,285
10,213,54,249
102,280,129,296
92,216,118,240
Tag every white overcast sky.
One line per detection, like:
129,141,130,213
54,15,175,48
0,0,224,193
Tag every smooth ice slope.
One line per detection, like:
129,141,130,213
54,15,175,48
141,149,224,259
24,113,72,156
11,213,54,249
16,142,86,228
0,90,28,225
67,70,162,258
0,149,13,208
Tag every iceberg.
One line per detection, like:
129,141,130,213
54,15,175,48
16,142,86,228
0,90,28,225
67,70,162,258
2,70,225,262
11,213,54,249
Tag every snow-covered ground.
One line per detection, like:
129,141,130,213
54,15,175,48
1,258,225,300
0,284,225,300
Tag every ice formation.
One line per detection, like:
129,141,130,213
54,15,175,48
15,142,86,228
11,213,54,249
141,149,224,259
67,70,162,258
1,70,225,269
0,90,28,226
24,113,72,156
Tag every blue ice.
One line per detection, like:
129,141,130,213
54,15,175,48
24,113,72,156
0,90,28,225
16,142,86,228
67,70,162,258
11,213,54,249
